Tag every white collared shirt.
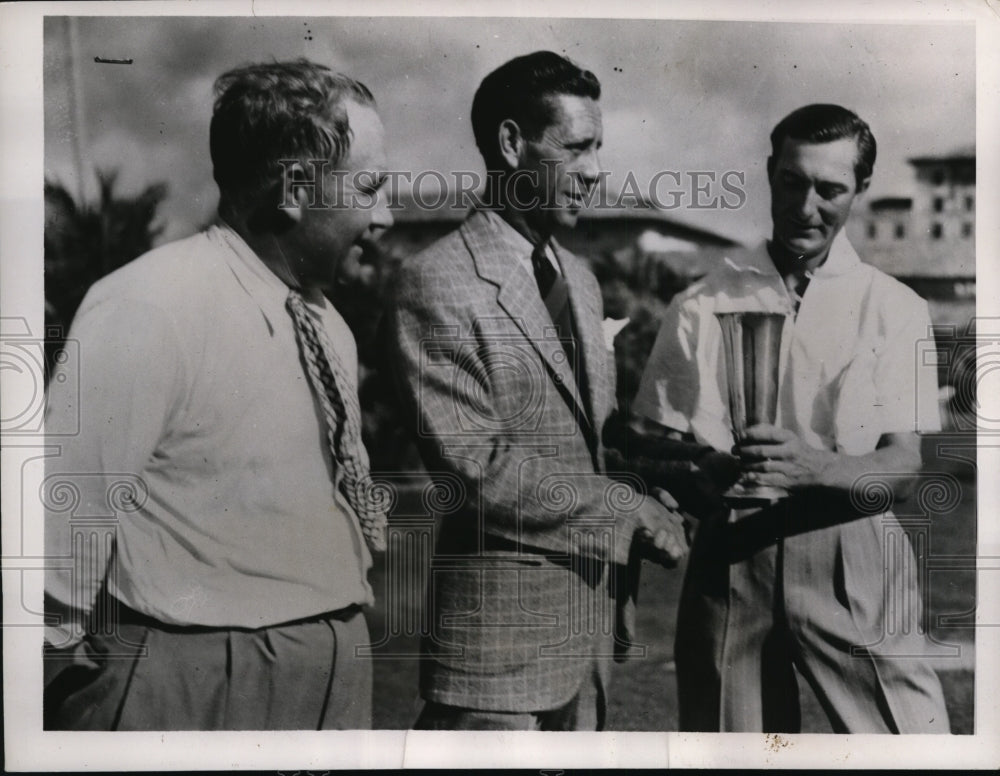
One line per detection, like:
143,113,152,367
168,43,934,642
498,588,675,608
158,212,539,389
633,236,941,455
45,225,374,628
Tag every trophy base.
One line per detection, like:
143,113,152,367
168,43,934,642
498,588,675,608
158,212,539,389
722,482,788,508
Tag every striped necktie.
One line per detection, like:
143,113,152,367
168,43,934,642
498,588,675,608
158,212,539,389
286,289,387,552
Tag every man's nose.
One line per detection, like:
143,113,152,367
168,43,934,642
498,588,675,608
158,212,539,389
792,186,820,221
370,191,394,233
579,147,602,184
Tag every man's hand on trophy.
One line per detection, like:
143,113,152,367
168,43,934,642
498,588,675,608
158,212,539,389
634,487,689,567
734,423,836,491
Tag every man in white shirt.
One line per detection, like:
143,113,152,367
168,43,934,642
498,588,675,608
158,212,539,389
628,104,950,733
43,59,393,730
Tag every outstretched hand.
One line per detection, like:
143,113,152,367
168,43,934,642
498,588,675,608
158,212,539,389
634,487,689,567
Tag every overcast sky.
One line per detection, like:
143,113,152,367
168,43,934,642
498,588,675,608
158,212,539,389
43,15,975,244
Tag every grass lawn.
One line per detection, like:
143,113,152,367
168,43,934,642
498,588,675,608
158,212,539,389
367,432,977,733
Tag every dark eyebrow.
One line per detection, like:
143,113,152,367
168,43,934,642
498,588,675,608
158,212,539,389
813,178,851,197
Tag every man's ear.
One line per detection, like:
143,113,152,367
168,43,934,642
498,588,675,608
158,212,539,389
498,119,524,170
278,161,307,224
856,175,872,197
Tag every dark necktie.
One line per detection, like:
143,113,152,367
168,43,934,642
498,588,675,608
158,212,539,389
286,289,387,552
531,241,558,300
531,243,589,419
783,268,813,315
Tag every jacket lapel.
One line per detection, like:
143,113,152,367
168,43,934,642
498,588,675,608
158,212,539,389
556,242,610,437
460,211,589,425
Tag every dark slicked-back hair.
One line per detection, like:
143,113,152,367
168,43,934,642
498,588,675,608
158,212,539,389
471,50,601,171
210,58,375,206
770,104,877,189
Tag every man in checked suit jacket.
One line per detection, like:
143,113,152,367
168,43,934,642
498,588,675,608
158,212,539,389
386,51,688,730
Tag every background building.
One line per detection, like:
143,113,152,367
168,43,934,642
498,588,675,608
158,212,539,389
848,147,975,324
848,147,977,421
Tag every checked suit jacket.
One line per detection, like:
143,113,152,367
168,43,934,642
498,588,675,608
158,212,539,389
386,208,665,713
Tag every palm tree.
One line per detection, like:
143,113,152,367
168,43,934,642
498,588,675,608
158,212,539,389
44,170,167,375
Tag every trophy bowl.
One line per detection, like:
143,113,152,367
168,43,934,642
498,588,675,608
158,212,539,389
715,311,789,507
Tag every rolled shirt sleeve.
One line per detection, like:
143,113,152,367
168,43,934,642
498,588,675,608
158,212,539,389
875,296,941,434
631,291,701,435
834,291,941,454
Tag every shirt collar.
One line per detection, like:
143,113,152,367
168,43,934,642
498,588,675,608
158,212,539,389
482,208,561,276
211,222,293,307
210,222,344,336
810,232,862,278
211,223,346,347
732,232,862,281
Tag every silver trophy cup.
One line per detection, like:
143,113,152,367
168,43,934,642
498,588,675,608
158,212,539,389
715,311,789,506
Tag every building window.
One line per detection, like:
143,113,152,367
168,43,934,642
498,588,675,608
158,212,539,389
868,223,877,239
931,223,943,239
954,281,975,299
966,195,974,211
932,168,945,185
933,196,944,213
962,222,973,238
895,223,906,239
